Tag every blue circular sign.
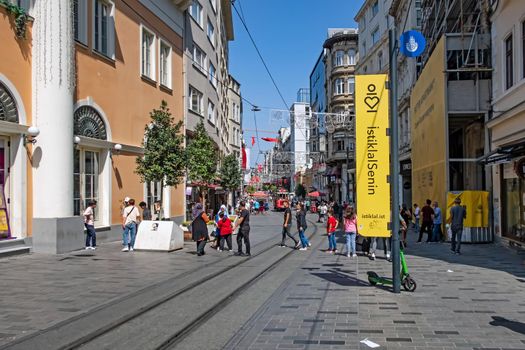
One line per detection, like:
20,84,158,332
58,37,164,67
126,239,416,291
399,30,426,58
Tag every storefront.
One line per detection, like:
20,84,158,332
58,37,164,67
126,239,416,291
500,158,525,242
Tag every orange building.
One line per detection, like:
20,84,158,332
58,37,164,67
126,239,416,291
0,0,189,253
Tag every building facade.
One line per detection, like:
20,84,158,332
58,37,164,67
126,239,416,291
309,52,328,197
487,0,525,244
184,0,233,154
323,28,358,204
0,0,187,251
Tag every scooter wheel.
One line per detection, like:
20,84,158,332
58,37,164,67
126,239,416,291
367,271,379,286
368,277,377,286
402,276,417,292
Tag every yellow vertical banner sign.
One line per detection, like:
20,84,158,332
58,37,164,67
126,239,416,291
355,74,391,237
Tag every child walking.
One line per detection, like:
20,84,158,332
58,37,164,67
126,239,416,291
344,206,358,258
326,210,338,253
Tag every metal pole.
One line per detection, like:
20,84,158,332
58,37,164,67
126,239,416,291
346,145,350,203
389,28,401,294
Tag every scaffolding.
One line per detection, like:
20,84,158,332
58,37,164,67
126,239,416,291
420,0,491,67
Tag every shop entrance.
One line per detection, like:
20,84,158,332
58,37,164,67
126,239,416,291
0,138,11,239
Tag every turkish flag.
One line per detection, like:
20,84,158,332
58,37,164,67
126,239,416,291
241,145,247,169
251,136,256,146
261,137,278,142
257,164,263,172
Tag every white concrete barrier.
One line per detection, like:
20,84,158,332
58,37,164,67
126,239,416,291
134,221,184,252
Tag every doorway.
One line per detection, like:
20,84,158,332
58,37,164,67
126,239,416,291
0,138,11,239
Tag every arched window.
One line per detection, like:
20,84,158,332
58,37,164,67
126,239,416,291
74,106,107,140
0,82,18,123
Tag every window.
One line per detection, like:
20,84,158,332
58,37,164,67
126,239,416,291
74,149,100,220
334,78,345,95
146,182,162,213
371,0,379,17
335,139,345,152
348,48,356,65
505,34,514,89
522,21,525,79
192,43,207,73
189,86,203,114
372,27,380,45
93,0,114,58
348,77,355,94
189,0,203,27
74,0,88,44
362,40,367,56
378,51,383,70
159,41,172,88
359,17,366,31
415,0,422,27
334,50,345,66
141,27,155,79
207,19,216,46
207,100,216,124
209,63,217,87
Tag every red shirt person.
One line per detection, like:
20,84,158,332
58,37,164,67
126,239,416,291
216,212,233,251
417,199,435,243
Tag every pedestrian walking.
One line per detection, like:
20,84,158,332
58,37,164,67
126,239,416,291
326,209,338,253
280,201,300,249
253,200,260,215
431,201,442,242
318,202,328,223
417,199,434,243
216,211,233,251
296,203,310,250
233,201,251,256
139,201,152,221
343,206,358,258
212,205,227,249
122,199,140,252
191,203,210,256
83,200,97,250
449,197,466,254
369,237,390,260
413,203,420,232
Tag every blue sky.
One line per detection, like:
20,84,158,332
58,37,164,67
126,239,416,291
229,0,364,166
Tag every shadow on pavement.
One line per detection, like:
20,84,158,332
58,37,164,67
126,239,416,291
311,268,371,287
400,227,525,279
490,316,525,335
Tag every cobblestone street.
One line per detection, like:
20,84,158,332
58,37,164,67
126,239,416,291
1,213,525,349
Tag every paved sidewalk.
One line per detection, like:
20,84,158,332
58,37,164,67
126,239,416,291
0,212,283,347
225,229,525,350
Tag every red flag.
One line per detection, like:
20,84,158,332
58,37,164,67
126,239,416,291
241,145,247,169
251,136,256,146
257,164,263,172
261,137,278,142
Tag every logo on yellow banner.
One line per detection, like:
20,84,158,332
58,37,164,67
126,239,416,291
355,75,391,237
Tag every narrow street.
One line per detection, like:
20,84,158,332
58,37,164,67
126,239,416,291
1,212,524,350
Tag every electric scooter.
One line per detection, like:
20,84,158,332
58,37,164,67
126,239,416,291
367,246,416,292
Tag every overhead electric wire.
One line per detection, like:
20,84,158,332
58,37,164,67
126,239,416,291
231,1,289,111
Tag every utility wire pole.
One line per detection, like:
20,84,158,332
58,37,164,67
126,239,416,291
389,28,401,294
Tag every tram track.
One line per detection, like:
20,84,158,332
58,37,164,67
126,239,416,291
2,215,319,350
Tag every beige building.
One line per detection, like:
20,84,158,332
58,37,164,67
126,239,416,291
323,28,358,203
487,0,525,245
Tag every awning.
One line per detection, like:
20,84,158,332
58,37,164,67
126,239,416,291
479,141,525,165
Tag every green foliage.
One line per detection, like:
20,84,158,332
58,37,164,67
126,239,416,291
219,154,242,191
186,121,217,185
245,185,256,194
295,183,306,198
136,101,185,187
0,0,28,39
269,184,278,193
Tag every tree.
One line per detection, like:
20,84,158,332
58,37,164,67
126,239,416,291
219,153,242,206
295,183,306,199
136,101,185,201
186,121,217,205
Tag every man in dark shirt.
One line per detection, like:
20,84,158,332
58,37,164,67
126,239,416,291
233,201,251,256
139,202,152,221
417,199,435,243
449,197,467,254
280,201,299,248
